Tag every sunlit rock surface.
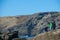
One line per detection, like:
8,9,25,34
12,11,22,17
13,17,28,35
0,12,60,36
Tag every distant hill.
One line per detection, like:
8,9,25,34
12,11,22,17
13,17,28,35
0,12,60,36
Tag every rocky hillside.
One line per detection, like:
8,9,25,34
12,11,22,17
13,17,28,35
0,12,60,36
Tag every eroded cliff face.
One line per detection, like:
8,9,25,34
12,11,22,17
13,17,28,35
0,12,60,36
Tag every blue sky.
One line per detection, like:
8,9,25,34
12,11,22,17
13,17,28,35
0,0,60,16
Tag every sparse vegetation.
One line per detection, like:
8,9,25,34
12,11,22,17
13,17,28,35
31,29,60,40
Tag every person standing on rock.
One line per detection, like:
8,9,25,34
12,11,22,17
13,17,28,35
49,20,56,30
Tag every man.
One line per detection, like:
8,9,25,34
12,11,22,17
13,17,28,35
49,20,56,30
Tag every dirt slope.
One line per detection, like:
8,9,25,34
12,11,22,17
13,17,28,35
31,29,60,40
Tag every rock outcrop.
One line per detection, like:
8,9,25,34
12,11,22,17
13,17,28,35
0,12,60,36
